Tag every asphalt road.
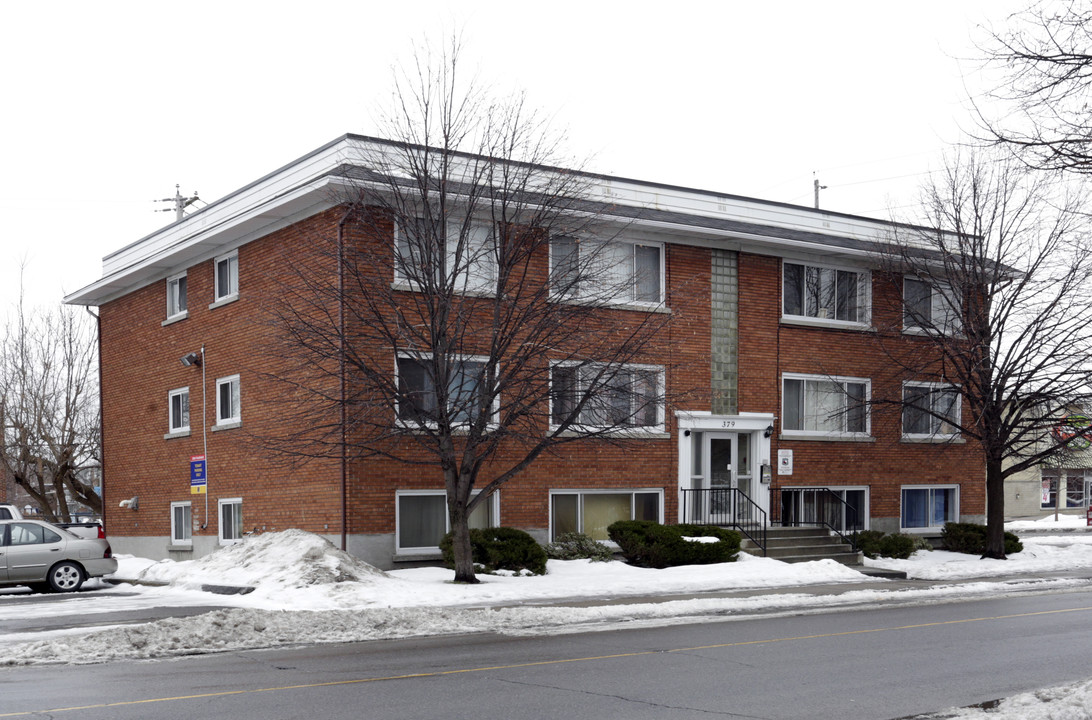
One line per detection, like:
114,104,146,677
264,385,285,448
2,587,1092,720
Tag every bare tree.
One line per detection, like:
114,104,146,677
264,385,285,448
0,300,102,521
874,150,1092,557
265,38,676,582
977,2,1092,173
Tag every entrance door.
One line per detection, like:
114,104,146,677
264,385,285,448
706,433,755,523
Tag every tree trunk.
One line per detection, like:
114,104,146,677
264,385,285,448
983,459,1007,559
448,495,479,584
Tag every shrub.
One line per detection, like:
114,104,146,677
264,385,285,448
942,522,1023,555
607,520,741,568
854,530,887,559
876,533,917,560
440,527,548,575
544,532,614,562
854,530,925,560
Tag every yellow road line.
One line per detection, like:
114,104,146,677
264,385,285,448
4,604,1091,717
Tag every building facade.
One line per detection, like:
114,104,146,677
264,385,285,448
66,135,985,569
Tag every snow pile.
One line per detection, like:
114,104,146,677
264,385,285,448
928,677,1092,719
134,529,388,589
865,529,1092,581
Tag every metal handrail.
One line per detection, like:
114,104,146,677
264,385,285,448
779,487,862,549
679,487,767,553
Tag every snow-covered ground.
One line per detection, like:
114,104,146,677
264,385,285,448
3,516,1092,717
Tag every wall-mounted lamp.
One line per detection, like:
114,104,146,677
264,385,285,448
180,352,202,367
764,424,775,438
118,496,139,511
684,429,691,437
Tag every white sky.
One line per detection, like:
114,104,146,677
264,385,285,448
0,0,1028,312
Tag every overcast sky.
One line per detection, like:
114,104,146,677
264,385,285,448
0,0,1026,313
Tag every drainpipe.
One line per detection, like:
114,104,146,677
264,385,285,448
337,206,354,551
85,307,105,531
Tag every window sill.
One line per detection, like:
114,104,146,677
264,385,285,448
163,429,191,440
390,281,496,298
393,551,443,563
550,428,670,439
780,316,872,332
779,432,875,443
550,295,672,314
208,294,239,311
902,327,963,338
162,312,188,326
212,421,242,432
901,435,965,444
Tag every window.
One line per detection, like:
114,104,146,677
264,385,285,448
550,363,663,430
1040,470,1089,509
7,523,63,546
396,491,497,553
168,387,190,434
219,498,242,544
782,374,869,437
214,252,239,302
216,375,241,426
171,502,192,546
783,262,868,324
550,490,662,542
395,219,496,293
396,356,496,426
166,272,187,319
550,236,663,305
902,382,960,439
901,486,958,530
903,277,961,334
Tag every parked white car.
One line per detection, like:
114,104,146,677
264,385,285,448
0,519,117,592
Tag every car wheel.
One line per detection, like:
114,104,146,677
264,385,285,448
47,561,85,593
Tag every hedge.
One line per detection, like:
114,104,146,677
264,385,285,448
607,520,741,568
440,527,548,575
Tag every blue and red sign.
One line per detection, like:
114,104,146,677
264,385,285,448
190,455,207,495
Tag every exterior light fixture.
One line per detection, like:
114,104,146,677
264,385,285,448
764,424,775,438
180,352,202,367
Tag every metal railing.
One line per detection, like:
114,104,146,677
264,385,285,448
779,487,862,549
679,488,767,553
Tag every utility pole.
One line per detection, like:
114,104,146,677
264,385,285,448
813,173,827,209
155,185,200,221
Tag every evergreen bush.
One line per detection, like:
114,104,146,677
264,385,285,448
853,530,923,560
941,522,1023,555
440,527,548,575
607,520,741,568
544,532,614,562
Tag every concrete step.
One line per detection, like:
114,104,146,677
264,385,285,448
777,551,863,566
764,543,854,558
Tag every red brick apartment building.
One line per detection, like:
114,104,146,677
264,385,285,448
65,135,984,568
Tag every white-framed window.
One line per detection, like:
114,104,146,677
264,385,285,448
903,277,962,334
396,355,497,426
1040,469,1091,509
171,501,192,546
902,382,960,439
395,218,496,293
901,485,958,530
168,387,190,434
782,374,870,438
782,261,869,325
218,498,242,544
166,272,188,320
213,251,239,303
781,487,869,532
550,362,664,431
550,489,662,542
216,375,241,426
550,236,663,305
395,490,498,554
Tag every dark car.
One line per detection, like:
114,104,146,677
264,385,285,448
0,520,118,592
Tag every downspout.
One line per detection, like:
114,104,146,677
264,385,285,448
337,206,353,551
85,307,105,531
